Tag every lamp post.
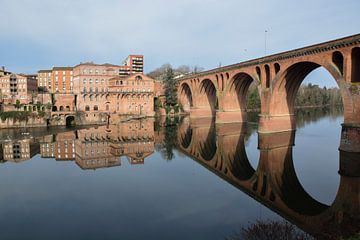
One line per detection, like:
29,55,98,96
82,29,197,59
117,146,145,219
264,30,268,56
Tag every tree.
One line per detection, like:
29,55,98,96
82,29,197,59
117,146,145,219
164,66,178,106
15,100,21,109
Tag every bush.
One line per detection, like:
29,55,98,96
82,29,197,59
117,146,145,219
0,111,32,122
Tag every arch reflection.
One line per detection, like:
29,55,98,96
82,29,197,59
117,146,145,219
176,118,360,239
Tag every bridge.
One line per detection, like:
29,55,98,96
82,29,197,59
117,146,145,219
177,34,360,137
177,117,360,239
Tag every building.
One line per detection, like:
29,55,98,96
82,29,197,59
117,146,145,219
119,55,144,77
0,74,37,104
2,139,39,163
107,74,155,116
51,67,73,93
38,70,52,92
25,74,38,93
0,66,11,77
72,62,121,121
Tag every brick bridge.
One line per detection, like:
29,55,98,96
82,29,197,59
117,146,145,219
177,34,360,135
177,117,360,239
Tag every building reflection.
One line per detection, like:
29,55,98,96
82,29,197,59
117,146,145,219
0,118,156,170
177,116,360,239
2,139,39,163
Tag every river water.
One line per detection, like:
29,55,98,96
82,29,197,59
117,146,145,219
0,107,358,240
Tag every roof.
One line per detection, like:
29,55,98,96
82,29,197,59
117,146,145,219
109,73,154,81
52,67,73,71
38,69,52,73
74,62,121,68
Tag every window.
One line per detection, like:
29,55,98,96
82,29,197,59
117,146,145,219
83,79,87,84
85,105,90,111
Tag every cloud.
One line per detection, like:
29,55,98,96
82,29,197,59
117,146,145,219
0,0,359,76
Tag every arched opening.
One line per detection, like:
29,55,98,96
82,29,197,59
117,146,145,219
179,83,193,113
85,105,90,111
199,79,217,115
52,106,57,112
270,62,343,116
274,63,280,74
180,126,192,149
265,64,270,88
65,106,70,111
269,62,343,206
256,66,261,81
59,106,64,111
351,47,360,82
226,72,259,121
65,116,75,127
280,146,330,215
94,105,98,111
199,123,217,161
227,124,255,181
332,51,344,75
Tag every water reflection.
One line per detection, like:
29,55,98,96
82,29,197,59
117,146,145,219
177,114,360,239
0,108,358,239
0,120,155,170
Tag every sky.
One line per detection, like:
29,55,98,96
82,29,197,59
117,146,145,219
0,0,359,87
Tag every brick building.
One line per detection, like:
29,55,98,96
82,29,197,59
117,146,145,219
107,74,155,115
52,67,73,93
0,74,37,104
38,70,52,92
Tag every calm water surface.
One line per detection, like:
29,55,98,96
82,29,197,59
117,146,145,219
0,108,357,239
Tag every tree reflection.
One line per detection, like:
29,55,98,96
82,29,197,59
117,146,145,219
225,220,314,240
160,116,180,161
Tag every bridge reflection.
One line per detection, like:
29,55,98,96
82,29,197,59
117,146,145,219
177,116,360,239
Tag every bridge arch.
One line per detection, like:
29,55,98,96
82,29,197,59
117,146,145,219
225,72,258,111
270,61,343,113
198,79,218,116
179,82,193,113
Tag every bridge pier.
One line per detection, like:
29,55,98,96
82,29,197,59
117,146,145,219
215,110,245,124
339,125,360,177
189,107,214,119
258,113,296,133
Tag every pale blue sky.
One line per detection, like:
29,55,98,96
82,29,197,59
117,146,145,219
0,0,359,87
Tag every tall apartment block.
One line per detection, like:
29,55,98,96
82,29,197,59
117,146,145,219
119,55,144,77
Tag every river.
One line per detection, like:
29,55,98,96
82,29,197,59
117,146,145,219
0,107,358,240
